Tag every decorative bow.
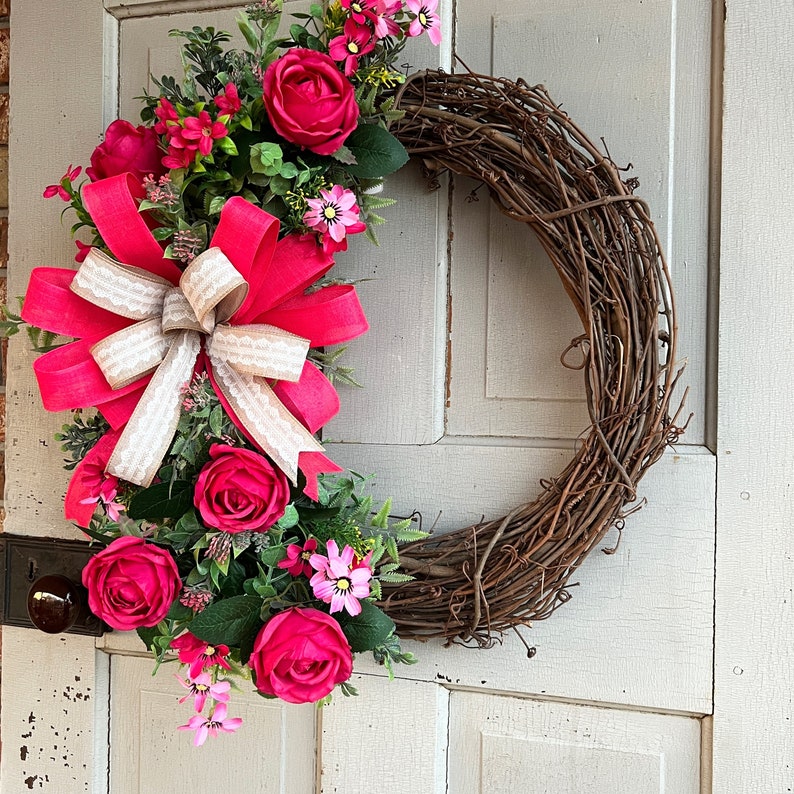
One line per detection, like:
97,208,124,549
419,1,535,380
23,174,369,522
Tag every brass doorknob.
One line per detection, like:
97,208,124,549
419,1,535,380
26,574,82,634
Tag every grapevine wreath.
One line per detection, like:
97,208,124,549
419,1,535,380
384,70,687,646
13,1,684,743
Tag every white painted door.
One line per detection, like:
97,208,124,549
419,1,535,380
3,0,731,791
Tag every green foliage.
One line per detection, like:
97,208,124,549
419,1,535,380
344,124,410,179
55,411,110,471
336,600,395,653
189,594,263,646
127,481,193,521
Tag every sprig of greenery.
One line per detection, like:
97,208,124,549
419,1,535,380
55,411,110,470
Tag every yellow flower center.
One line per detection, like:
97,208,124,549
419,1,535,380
419,11,428,26
323,206,337,220
348,42,359,54
301,550,312,560
337,578,351,591
195,684,208,692
205,646,215,656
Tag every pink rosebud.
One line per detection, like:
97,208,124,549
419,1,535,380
87,120,166,183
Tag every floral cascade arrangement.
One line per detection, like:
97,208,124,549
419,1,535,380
13,0,441,746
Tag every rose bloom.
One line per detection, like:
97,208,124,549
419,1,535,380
86,119,166,183
81,536,181,631
262,49,359,156
250,607,353,703
194,444,290,533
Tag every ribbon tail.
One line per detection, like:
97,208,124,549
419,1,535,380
298,451,343,501
106,331,201,486
209,356,323,485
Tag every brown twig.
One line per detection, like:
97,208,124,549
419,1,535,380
379,70,685,643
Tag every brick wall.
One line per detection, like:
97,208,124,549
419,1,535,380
0,3,7,526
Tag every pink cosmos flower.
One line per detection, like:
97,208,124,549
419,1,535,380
178,702,242,746
304,184,366,247
43,164,81,201
215,83,242,117
180,110,228,156
278,537,318,578
170,632,232,678
176,672,231,713
341,0,379,23
329,19,377,76
406,0,441,45
309,539,372,616
79,480,125,522
368,0,403,39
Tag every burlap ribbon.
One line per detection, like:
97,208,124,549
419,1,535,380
23,176,369,519
70,246,322,487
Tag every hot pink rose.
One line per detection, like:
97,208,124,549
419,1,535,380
81,536,180,631
194,444,290,533
250,607,353,703
263,49,359,156
86,119,165,182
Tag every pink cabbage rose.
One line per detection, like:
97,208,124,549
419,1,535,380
194,444,290,533
262,49,359,155
86,119,166,182
81,536,180,631
250,607,353,703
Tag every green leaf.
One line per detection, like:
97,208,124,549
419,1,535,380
188,594,263,646
217,136,238,155
208,195,226,216
151,226,174,242
276,504,299,529
345,124,409,178
220,558,247,597
278,161,299,179
137,626,159,652
259,545,287,567
269,173,292,195
166,601,194,621
127,480,193,520
209,403,224,436
331,144,358,165
336,601,395,653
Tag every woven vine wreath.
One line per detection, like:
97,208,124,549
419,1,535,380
382,70,686,647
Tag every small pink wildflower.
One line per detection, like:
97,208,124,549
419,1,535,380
74,240,92,263
278,537,318,578
162,143,198,171
143,173,180,207
43,164,82,201
215,83,242,117
329,18,377,76
178,702,242,746
341,0,379,23
304,185,366,247
180,110,228,156
368,0,403,39
406,0,441,45
78,464,125,522
170,632,232,678
176,672,230,712
153,97,180,136
309,539,372,616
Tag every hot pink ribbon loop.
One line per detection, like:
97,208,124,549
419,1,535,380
24,175,370,509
